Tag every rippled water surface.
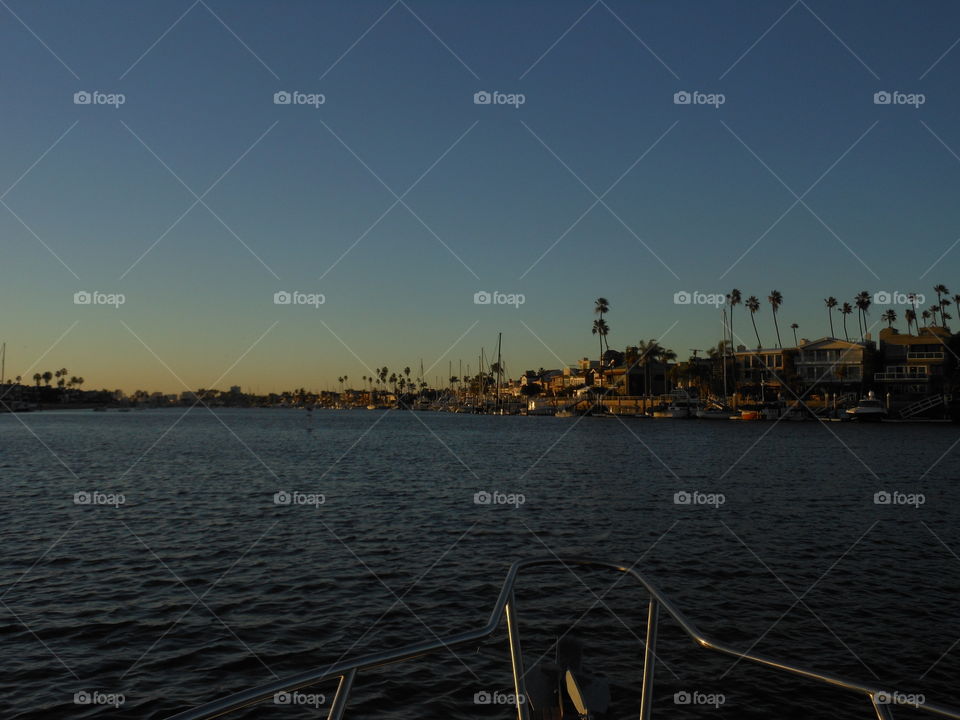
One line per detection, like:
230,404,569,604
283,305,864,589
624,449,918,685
2,408,960,719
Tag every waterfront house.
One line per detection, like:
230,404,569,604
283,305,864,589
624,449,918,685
792,337,871,393
875,327,950,396
733,346,798,393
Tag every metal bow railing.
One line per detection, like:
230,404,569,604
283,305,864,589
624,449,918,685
166,558,960,720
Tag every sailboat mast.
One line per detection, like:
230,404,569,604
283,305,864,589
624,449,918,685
495,332,502,410
722,309,728,401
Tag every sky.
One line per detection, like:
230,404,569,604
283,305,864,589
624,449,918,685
2,0,960,393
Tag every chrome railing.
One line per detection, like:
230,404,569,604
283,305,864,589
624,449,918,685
166,558,960,720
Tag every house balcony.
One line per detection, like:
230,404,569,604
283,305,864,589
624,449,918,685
874,372,928,381
906,351,944,360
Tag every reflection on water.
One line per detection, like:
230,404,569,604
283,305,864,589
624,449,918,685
1,408,959,718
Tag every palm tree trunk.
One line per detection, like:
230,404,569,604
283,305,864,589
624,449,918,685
750,315,761,348
842,315,848,342
772,313,781,348
729,310,736,388
828,310,834,338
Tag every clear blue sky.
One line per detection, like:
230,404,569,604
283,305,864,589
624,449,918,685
2,0,960,392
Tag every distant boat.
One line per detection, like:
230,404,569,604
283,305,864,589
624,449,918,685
730,405,763,421
652,391,697,418
696,404,736,420
846,392,886,421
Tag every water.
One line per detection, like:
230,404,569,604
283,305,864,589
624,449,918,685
1,408,959,719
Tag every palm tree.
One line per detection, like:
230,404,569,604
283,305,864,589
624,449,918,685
941,299,952,329
767,290,783,348
953,294,960,324
592,318,609,386
934,284,949,323
728,289,741,383
929,305,941,327
33,373,41,388
790,322,799,345
635,339,663,395
824,297,837,337
854,291,871,340
840,303,853,341
882,309,897,328
905,308,917,334
745,296,762,348
42,371,53,387
594,298,610,353
727,288,741,344
922,309,931,327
